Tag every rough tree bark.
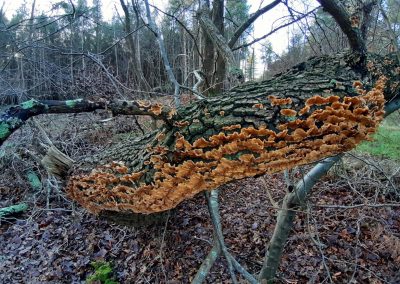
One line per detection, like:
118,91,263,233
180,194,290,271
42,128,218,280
61,51,398,217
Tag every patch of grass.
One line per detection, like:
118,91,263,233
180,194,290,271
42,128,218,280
356,122,400,160
86,261,119,284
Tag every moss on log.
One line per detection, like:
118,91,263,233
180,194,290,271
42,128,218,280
67,52,399,217
0,203,28,218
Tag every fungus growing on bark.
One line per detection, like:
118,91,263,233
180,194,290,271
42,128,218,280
253,103,264,109
67,76,388,214
222,124,241,131
167,109,177,119
299,105,310,115
350,15,360,28
268,96,292,106
193,137,211,148
156,132,166,142
175,136,192,150
137,100,151,108
150,104,163,115
174,121,190,128
353,80,363,88
280,109,297,116
305,95,339,106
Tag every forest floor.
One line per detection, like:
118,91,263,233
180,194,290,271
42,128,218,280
0,114,400,283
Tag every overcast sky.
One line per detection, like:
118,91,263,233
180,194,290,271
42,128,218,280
1,0,318,76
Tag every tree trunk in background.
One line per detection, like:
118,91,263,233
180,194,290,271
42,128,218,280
27,0,36,93
200,0,227,95
120,0,149,91
66,52,398,222
198,4,242,86
212,0,226,94
201,1,215,94
132,2,150,91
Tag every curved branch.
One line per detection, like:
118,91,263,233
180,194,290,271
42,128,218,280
233,9,317,51
317,0,366,54
228,0,281,48
193,70,204,93
192,190,259,284
259,154,342,282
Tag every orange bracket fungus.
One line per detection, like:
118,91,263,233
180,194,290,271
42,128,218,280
66,52,399,216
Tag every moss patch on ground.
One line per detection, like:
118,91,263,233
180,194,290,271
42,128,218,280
86,261,118,284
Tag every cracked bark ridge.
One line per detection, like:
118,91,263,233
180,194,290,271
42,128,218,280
67,52,399,215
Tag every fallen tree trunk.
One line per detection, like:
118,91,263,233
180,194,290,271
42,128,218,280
65,51,399,217
1,52,399,219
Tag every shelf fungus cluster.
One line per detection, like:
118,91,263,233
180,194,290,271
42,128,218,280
67,76,387,214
